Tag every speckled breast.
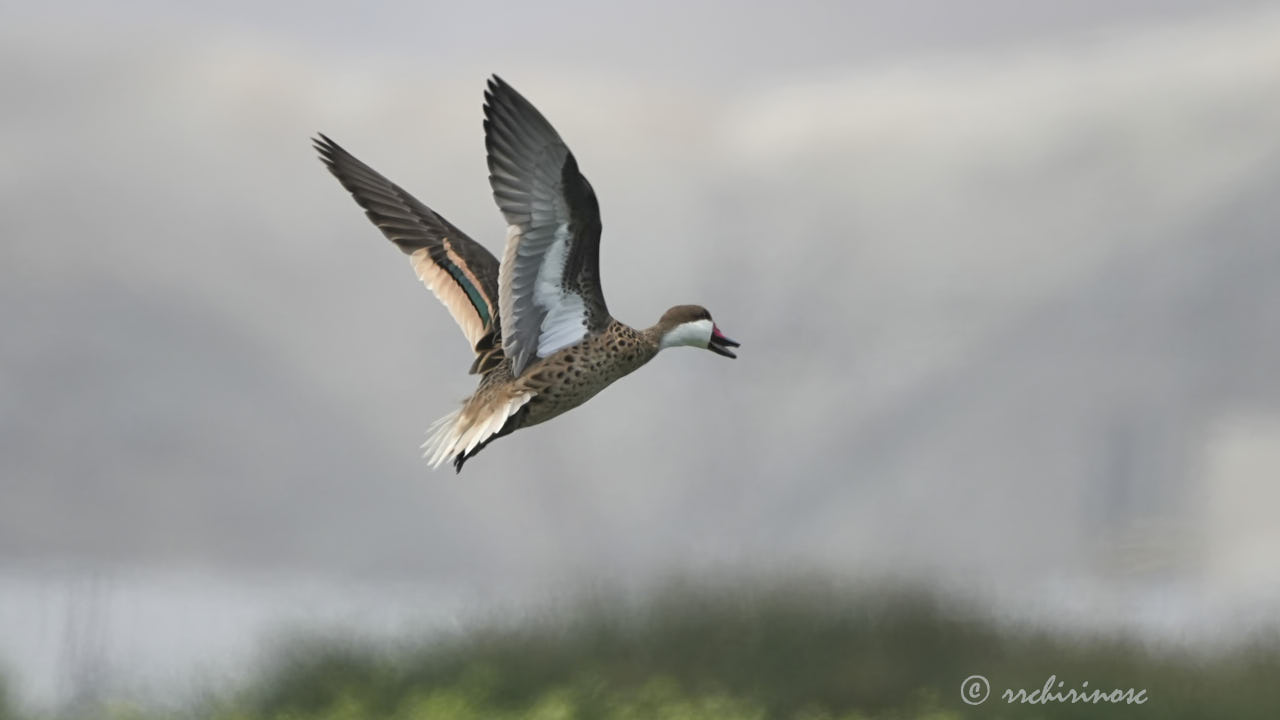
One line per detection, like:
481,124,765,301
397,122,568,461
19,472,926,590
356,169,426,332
516,322,658,426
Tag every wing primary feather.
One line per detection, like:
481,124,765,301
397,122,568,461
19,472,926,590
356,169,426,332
315,134,504,362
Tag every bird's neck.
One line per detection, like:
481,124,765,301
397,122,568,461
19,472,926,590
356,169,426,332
641,323,670,352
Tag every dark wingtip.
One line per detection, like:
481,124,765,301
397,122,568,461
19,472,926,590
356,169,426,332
483,74,528,117
484,75,501,108
312,133,339,166
453,451,466,473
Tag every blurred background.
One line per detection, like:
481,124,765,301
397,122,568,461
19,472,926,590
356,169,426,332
3,0,1280,714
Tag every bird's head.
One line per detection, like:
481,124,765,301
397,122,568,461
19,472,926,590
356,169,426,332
656,305,739,358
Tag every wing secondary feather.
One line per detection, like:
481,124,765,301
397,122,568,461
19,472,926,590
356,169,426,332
483,76,609,376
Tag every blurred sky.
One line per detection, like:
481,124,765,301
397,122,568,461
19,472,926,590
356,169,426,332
3,0,1280,710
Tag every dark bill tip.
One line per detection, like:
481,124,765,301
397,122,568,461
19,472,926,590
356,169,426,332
708,333,739,359
712,326,740,345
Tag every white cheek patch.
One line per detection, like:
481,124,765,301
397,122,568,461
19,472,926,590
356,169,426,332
660,319,714,350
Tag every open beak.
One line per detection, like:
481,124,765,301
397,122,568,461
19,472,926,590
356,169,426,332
708,325,740,359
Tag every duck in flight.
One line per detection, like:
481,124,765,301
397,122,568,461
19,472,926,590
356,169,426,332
314,76,739,472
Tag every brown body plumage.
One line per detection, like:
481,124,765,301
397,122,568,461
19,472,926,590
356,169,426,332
433,321,659,469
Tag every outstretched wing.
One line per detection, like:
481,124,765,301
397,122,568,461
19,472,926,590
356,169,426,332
315,134,504,373
483,76,609,377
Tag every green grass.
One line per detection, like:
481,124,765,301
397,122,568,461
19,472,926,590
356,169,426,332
10,578,1280,719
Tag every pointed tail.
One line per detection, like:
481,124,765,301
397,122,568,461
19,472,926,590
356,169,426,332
421,391,534,471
